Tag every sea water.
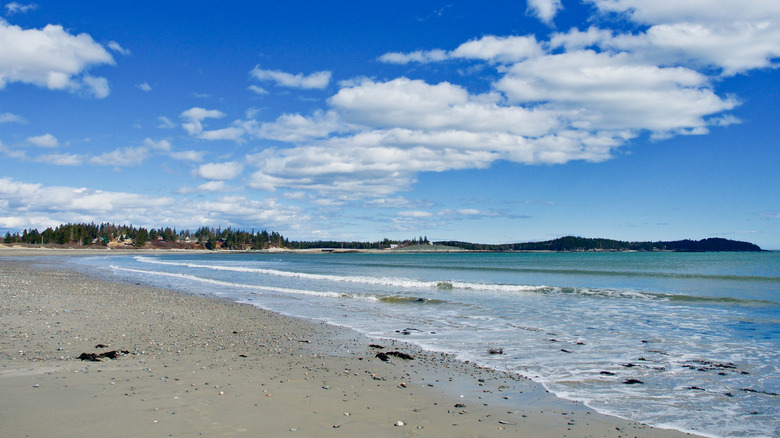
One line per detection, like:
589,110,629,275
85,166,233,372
73,251,779,437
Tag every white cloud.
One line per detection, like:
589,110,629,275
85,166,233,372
180,107,225,135
239,56,736,197
581,1,780,75
250,66,331,90
379,36,542,65
26,133,58,147
136,82,152,92
32,139,175,167
587,0,780,25
329,77,556,136
143,138,170,151
0,111,25,123
248,85,268,95
451,35,543,63
169,150,205,162
196,126,245,141
252,110,343,142
0,19,114,97
175,180,235,194
398,210,433,218
82,75,109,98
527,0,563,25
0,142,26,159
195,161,244,180
157,116,176,128
378,49,448,64
34,152,82,166
496,50,737,134
196,181,234,192
107,41,130,56
4,2,37,15
88,146,150,166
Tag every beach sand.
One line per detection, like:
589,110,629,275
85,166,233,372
0,253,694,437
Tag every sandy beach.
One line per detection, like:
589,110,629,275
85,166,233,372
0,252,695,437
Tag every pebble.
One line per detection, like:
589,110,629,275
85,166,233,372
395,420,405,426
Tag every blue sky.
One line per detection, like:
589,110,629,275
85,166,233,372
1,1,779,248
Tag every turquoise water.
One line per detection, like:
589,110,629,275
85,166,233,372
75,251,779,437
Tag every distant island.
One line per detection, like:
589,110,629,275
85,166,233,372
1,223,763,252
431,236,763,252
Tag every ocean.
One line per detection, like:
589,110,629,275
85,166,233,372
72,251,779,437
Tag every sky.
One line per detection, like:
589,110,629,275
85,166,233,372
1,1,779,248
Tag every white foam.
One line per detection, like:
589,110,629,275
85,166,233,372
134,256,551,294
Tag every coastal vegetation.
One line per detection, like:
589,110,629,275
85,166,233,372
1,223,762,252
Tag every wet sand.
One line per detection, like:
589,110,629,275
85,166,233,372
0,254,694,437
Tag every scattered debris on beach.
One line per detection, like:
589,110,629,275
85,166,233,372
376,351,415,361
77,350,130,361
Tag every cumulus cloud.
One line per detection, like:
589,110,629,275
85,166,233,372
496,50,737,134
379,36,541,64
378,49,448,64
250,66,331,90
180,107,226,135
527,0,563,25
576,0,780,75
252,110,344,142
587,0,780,25
194,161,244,180
136,82,152,92
0,19,114,97
93,1,764,205
178,107,248,141
451,35,543,63
26,133,58,147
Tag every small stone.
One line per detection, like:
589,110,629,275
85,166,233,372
395,421,405,427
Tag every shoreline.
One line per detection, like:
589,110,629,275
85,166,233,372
1,255,695,437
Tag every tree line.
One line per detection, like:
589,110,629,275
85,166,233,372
2,223,287,250
2,225,761,252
